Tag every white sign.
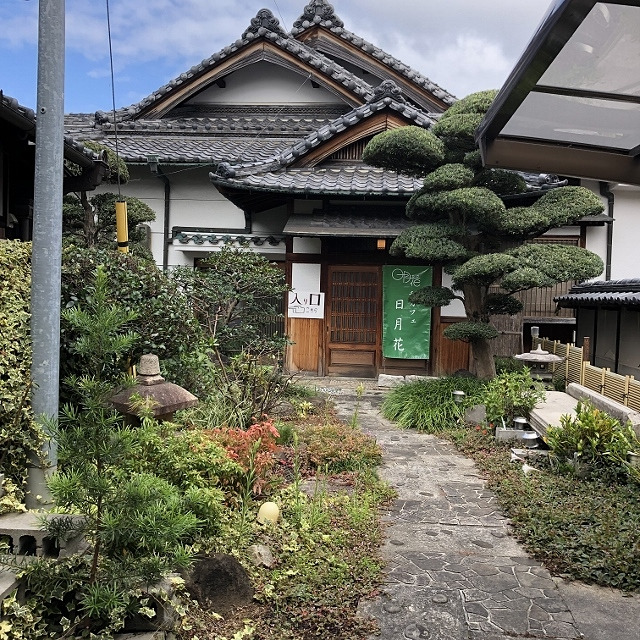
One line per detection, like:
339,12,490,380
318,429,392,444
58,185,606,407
287,291,325,319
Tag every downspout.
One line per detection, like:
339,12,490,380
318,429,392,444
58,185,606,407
148,156,171,270
599,181,614,281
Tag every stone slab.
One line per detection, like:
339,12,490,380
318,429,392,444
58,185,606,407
0,569,18,600
358,584,467,640
529,391,580,436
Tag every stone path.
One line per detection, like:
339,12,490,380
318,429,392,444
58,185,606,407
319,383,640,640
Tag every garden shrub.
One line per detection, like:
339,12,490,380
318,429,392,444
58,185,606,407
546,400,640,480
296,418,382,472
170,247,289,358
483,369,545,427
205,418,282,495
126,418,243,492
0,241,42,501
381,376,486,432
61,246,206,395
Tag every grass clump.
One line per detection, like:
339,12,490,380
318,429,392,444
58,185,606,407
381,376,486,431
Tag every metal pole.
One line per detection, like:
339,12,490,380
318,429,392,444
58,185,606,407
27,0,65,509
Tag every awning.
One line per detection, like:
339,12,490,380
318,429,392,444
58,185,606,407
476,0,640,185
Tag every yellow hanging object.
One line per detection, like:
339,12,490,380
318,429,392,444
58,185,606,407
115,200,129,253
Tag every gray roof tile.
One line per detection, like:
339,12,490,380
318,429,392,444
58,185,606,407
556,279,640,307
290,0,456,105
210,165,421,196
2,90,100,167
99,9,373,122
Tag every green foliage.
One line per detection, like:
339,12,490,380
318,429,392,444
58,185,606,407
391,224,470,262
473,168,527,196
484,292,523,316
61,246,204,394
62,265,139,383
411,187,505,225
362,125,445,177
63,192,155,257
0,241,42,498
409,285,458,308
83,141,130,184
431,90,498,156
422,163,474,192
494,356,528,375
546,401,640,481
503,244,604,292
181,351,294,430
443,321,500,343
381,376,486,432
452,253,516,287
482,186,604,239
170,247,289,357
482,370,545,425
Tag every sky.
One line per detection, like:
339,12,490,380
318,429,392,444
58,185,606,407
0,0,553,114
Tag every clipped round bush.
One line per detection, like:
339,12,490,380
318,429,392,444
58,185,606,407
444,321,499,343
473,168,527,196
362,125,445,177
423,163,474,192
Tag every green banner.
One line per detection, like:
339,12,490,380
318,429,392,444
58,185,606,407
382,266,432,359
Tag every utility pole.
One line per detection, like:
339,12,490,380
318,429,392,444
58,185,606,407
27,0,65,509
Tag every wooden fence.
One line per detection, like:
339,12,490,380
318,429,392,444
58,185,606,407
537,338,640,411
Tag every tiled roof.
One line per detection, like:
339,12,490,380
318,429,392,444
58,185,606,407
65,105,350,142
2,91,100,167
74,135,294,165
211,164,421,197
96,9,374,122
215,80,436,177
556,279,640,308
290,0,456,105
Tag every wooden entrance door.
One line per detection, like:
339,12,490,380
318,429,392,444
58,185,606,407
326,266,381,377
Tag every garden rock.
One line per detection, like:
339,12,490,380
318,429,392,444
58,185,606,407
463,404,486,426
248,544,275,568
181,553,253,615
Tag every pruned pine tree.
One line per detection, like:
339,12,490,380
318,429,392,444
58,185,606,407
363,91,604,378
63,141,155,256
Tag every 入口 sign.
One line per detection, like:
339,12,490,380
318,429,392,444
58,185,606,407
287,291,325,319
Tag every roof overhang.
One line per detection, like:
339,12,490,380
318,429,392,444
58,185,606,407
476,0,640,185
283,212,415,238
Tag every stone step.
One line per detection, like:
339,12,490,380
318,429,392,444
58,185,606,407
0,569,18,600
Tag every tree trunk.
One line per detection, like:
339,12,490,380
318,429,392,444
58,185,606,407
81,191,97,248
470,338,496,379
462,284,496,378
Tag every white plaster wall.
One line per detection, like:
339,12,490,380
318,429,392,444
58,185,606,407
187,62,343,105
93,165,249,268
440,271,466,317
609,183,640,279
291,262,321,292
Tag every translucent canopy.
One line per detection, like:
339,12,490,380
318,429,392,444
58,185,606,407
476,0,640,185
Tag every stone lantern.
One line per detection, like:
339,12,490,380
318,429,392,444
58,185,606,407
110,354,198,422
